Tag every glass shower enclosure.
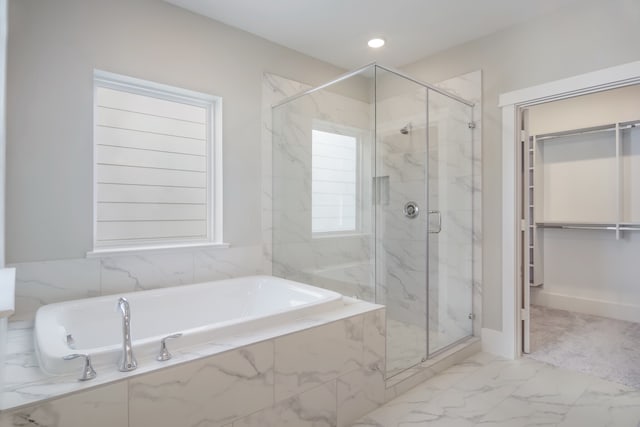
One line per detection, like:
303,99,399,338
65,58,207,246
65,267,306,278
271,64,474,378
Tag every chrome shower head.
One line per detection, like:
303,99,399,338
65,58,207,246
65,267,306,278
400,123,411,135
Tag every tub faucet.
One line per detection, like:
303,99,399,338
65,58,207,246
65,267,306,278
117,297,138,372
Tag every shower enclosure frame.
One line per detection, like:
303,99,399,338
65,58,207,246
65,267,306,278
271,63,476,377
272,63,473,110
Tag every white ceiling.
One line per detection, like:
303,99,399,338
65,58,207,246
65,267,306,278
165,0,580,69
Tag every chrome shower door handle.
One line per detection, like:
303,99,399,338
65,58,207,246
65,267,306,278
428,210,442,233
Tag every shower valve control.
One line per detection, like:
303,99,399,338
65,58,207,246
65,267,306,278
403,202,419,219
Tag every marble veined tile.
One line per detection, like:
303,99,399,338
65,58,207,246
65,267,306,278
476,396,568,427
557,378,640,427
3,327,43,393
0,382,127,427
10,258,100,321
379,358,539,423
337,368,385,427
233,380,337,427
129,341,274,427
363,309,385,371
261,73,311,273
354,385,476,427
100,251,194,295
193,245,262,282
510,362,593,406
380,151,426,183
274,316,363,401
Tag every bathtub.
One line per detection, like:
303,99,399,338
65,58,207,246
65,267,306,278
34,275,342,376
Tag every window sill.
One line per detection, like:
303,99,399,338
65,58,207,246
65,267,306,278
86,242,231,258
312,232,370,240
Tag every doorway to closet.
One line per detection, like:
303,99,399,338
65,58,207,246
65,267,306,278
519,84,640,388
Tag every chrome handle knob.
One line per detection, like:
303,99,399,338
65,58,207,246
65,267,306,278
63,353,97,381
157,333,183,361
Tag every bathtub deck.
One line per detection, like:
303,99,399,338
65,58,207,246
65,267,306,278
1,297,381,412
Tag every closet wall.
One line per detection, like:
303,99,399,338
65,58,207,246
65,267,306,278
528,85,640,323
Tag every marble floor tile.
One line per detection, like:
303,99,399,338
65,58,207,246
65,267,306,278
476,396,568,426
557,378,640,427
351,352,640,427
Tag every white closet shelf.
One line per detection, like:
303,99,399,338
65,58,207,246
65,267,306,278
535,119,640,141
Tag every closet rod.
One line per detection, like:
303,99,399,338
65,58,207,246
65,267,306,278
536,120,640,141
536,224,640,231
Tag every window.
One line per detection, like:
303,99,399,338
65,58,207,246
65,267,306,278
93,71,222,251
312,128,360,234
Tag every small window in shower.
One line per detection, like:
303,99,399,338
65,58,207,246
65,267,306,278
312,128,359,235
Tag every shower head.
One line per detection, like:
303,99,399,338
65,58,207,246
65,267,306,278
400,123,411,135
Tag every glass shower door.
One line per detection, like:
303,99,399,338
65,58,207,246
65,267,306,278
427,90,474,355
376,69,474,376
375,68,429,377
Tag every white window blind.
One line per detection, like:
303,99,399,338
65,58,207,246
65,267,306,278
93,72,219,249
312,129,358,234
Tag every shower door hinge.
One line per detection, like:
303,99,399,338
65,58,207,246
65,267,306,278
468,121,476,129
468,313,475,320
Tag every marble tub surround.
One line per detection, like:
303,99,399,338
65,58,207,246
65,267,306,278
353,352,640,427
9,244,262,322
0,297,382,416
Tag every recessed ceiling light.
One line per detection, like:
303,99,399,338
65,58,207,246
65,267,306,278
367,38,385,48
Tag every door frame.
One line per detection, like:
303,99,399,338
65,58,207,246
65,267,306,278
493,60,640,359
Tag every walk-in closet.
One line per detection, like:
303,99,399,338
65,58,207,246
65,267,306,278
521,84,640,388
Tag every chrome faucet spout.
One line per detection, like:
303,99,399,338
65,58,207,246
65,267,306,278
117,297,137,372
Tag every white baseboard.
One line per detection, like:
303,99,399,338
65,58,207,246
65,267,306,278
531,289,640,323
481,328,515,359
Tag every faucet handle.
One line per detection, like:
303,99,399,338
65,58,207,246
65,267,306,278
63,353,97,381
156,333,183,361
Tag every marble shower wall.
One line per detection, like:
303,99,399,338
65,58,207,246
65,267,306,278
0,309,386,427
9,245,263,322
266,72,376,301
261,74,311,276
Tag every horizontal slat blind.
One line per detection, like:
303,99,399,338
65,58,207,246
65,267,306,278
95,84,211,247
97,221,207,241
312,130,358,233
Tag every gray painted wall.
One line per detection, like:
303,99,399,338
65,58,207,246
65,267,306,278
6,0,343,263
7,0,640,332
0,0,5,268
402,0,640,331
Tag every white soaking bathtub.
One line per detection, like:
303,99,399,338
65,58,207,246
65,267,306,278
34,275,342,376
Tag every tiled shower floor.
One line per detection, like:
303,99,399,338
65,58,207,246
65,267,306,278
353,352,640,426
